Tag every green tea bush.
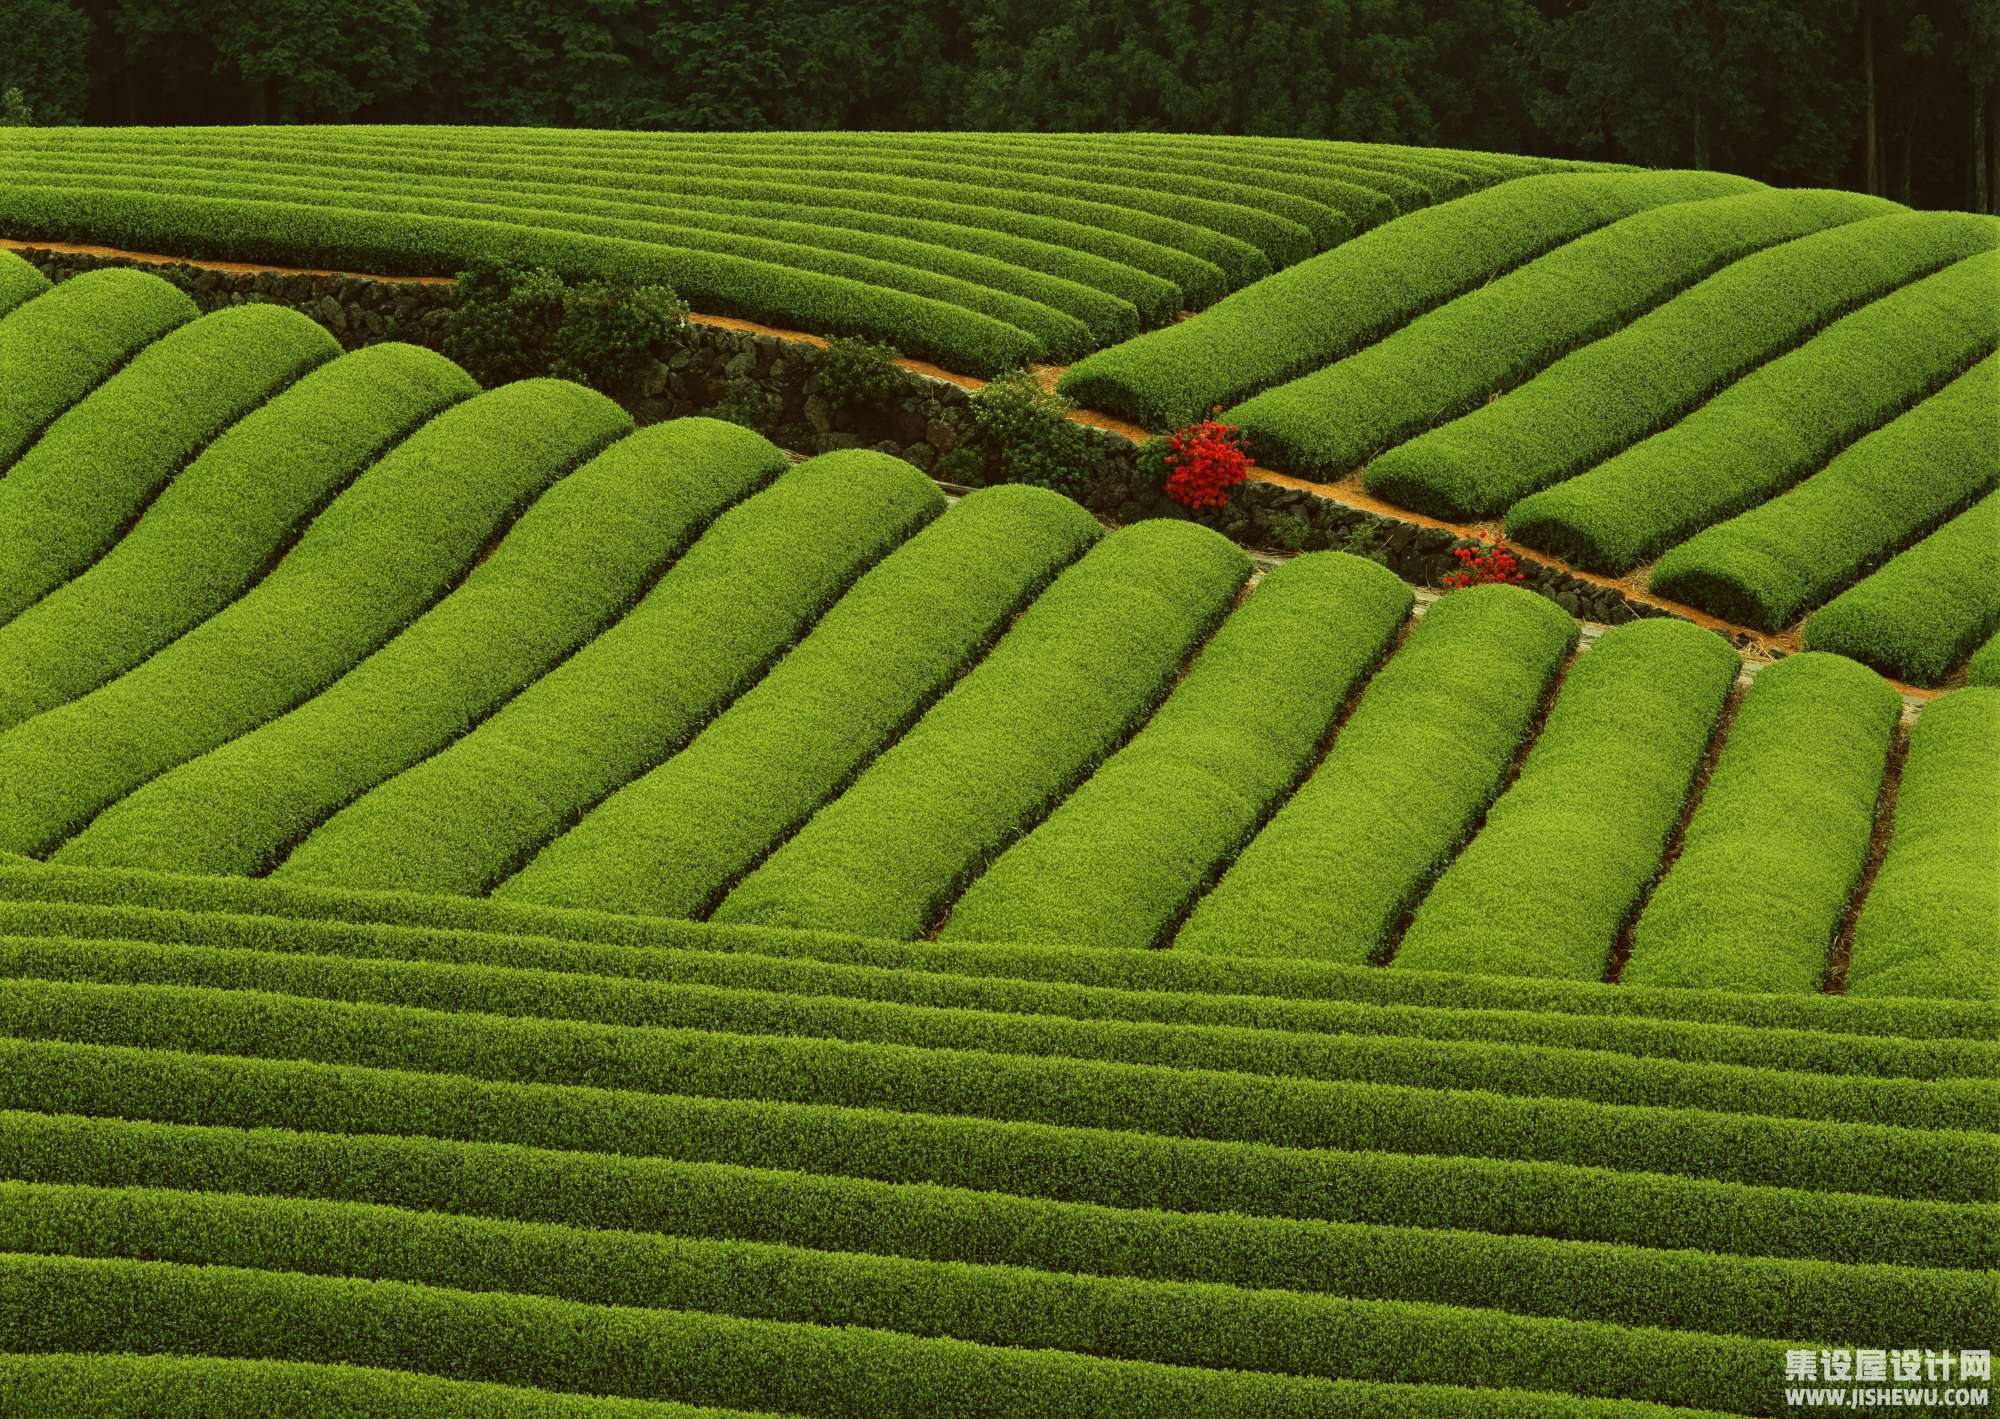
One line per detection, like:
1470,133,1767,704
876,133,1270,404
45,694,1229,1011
815,336,906,407
967,370,1095,498
444,260,687,398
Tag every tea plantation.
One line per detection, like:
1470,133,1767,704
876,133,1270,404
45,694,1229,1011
0,133,1994,1418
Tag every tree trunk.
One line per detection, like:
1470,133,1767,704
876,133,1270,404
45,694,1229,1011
1863,8,1879,194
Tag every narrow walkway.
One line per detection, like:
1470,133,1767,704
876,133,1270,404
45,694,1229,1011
0,236,1941,702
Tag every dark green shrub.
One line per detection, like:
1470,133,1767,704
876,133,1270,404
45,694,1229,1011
1265,512,1311,552
816,337,906,408
710,377,781,434
968,371,1095,499
0,87,32,127
551,279,686,398
440,262,564,389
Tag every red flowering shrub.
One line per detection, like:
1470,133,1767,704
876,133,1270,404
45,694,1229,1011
1161,413,1251,510
1442,531,1527,589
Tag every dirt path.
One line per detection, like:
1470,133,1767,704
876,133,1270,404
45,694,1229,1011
0,236,1939,700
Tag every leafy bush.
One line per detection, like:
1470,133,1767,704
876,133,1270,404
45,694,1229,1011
709,375,781,433
815,336,906,407
0,87,31,127
966,370,1095,498
1441,531,1526,589
443,261,686,398
1159,414,1250,510
1264,511,1310,552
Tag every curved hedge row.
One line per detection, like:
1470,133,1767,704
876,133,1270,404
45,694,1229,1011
1971,627,2000,686
1650,354,1999,631
1799,490,2000,684
277,453,942,896
0,247,50,318
0,380,632,857
59,418,785,877
1505,249,2000,572
0,343,474,734
1622,654,1901,994
4,933,1988,1132
4,1112,1985,1348
1845,687,2000,1001
500,485,1101,919
714,521,1251,939
1056,169,1758,428
0,303,339,626
0,267,196,475
1397,619,1740,981
1177,585,1578,962
1230,187,1896,478
1366,211,2000,519
943,553,1413,950
0,1035,1985,1265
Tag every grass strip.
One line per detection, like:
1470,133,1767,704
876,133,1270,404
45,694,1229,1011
1845,687,2000,1002
0,1352,756,1418
0,933,1987,1131
1506,249,2000,572
1799,491,2000,685
1623,654,1901,995
0,380,632,856
0,303,340,622
1397,619,1740,981
0,901,1991,1079
1,1040,1983,1268
277,452,941,896
1177,584,1577,963
1057,169,1757,428
499,485,1101,918
0,344,474,734
0,982,1987,1202
942,553,1413,949
1367,211,2000,519
714,521,1251,939
0,1182,1857,1415
0,1253,1754,1419
59,418,785,877
1230,188,1896,478
1650,354,2000,631
1,863,1989,1041
0,268,195,474
5,1113,1985,1348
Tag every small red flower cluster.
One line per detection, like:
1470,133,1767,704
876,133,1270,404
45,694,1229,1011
1442,531,1527,589
1161,413,1251,510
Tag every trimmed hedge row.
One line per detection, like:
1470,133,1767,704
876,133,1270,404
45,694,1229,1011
1622,654,1901,994
3,896,1993,1079
1505,249,2000,572
0,1253,1754,1419
0,268,196,475
1,981,1988,1202
1799,490,2000,684
1056,169,1758,428
500,486,1101,918
1397,618,1740,981
1650,353,2000,631
0,184,1046,375
5,1112,1986,1348
0,343,474,734
1178,584,1578,962
0,247,50,318
0,303,339,625
715,521,1251,939
12,164,1104,360
942,553,1412,950
0,1352,750,1419
0,380,632,857
59,418,784,877
1846,687,2000,1001
1229,187,1896,478
1367,211,2000,519
1972,626,2000,686
2,933,1990,1131
0,1182,1862,1414
1,1037,1984,1267
277,452,942,896
4,862,1989,1044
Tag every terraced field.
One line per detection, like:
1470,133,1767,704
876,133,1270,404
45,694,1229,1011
2,137,1997,1417
0,127,1588,373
